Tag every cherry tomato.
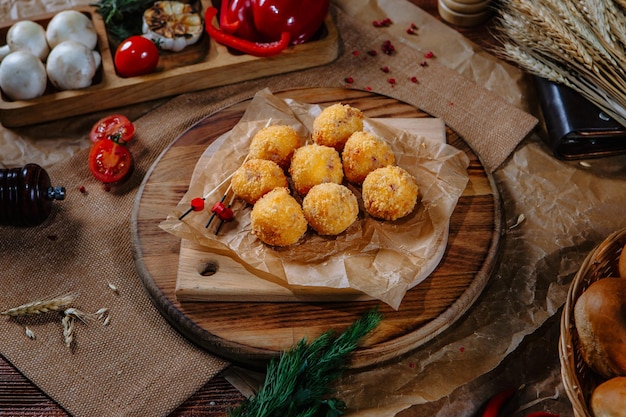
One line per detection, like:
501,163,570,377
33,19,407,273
88,139,134,184
90,114,135,144
114,36,159,78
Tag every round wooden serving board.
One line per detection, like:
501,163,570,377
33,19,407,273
131,87,502,369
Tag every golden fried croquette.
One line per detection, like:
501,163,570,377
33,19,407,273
362,166,419,221
231,159,288,205
250,187,308,246
342,131,396,184
302,183,359,235
289,144,343,196
312,103,364,152
248,125,303,169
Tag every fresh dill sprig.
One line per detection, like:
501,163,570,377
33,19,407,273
91,0,156,42
229,308,383,417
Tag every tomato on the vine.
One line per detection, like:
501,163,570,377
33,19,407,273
114,35,159,78
90,114,135,143
88,139,134,184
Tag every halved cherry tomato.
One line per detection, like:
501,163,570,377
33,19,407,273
90,114,135,143
88,139,134,184
114,35,159,78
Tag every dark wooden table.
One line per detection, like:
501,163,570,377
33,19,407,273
0,1,500,415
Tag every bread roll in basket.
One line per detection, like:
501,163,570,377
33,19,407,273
559,227,626,417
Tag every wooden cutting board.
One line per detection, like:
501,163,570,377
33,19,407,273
131,87,502,369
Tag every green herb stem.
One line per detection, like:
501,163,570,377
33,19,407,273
229,308,383,417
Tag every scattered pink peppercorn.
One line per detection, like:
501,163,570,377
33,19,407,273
407,27,416,35
367,49,377,56
381,40,395,55
387,78,396,84
373,17,393,27
344,76,354,84
79,185,87,194
424,51,435,59
352,50,359,56
410,76,418,83
366,86,372,91
381,66,390,73
420,61,429,67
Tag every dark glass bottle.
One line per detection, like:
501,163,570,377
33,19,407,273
0,163,65,226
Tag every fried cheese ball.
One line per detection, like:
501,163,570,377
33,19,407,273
302,183,359,235
231,159,288,205
362,165,419,221
289,144,343,196
248,125,302,169
312,103,364,152
250,187,308,246
342,131,396,184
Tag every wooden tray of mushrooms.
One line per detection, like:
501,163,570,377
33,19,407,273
0,1,339,127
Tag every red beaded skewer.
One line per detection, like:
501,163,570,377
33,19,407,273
178,197,206,220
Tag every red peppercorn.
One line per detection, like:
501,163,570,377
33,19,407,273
410,76,418,83
425,51,435,59
381,66,390,73
406,27,415,35
79,185,87,194
367,49,377,56
344,76,354,84
352,50,360,56
381,40,395,55
420,61,429,67
387,78,396,84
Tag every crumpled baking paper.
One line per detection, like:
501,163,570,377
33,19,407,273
160,89,469,309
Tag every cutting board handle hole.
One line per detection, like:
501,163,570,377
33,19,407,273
198,260,219,277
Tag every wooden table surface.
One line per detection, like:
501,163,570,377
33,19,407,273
0,1,500,415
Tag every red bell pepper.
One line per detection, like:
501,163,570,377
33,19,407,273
206,0,330,56
205,7,290,57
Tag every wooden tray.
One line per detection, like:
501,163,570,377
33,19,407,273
131,87,503,369
0,2,338,127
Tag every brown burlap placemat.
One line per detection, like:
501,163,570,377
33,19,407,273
0,5,537,417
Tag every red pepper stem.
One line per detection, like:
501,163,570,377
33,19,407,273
205,7,291,57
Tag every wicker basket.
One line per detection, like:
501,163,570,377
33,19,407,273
559,228,626,417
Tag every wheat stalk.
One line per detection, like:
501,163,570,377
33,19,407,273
62,315,75,348
495,0,626,126
0,293,78,316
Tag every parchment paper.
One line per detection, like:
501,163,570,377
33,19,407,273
159,89,469,309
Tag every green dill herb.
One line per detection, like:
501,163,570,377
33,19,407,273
229,308,383,417
91,0,156,42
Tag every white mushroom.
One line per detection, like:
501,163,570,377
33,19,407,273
45,10,98,50
46,40,100,90
0,51,47,100
4,20,50,61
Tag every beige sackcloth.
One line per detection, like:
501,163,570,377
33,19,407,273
2,0,625,416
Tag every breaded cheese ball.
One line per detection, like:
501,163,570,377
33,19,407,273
342,131,396,184
302,183,359,235
250,187,308,246
362,166,419,221
289,144,343,196
231,159,288,205
248,125,302,169
312,103,364,152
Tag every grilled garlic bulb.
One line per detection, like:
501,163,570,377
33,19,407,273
142,1,202,52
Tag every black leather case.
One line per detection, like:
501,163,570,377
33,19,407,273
533,76,626,160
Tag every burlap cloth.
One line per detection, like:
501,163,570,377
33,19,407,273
2,0,625,416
